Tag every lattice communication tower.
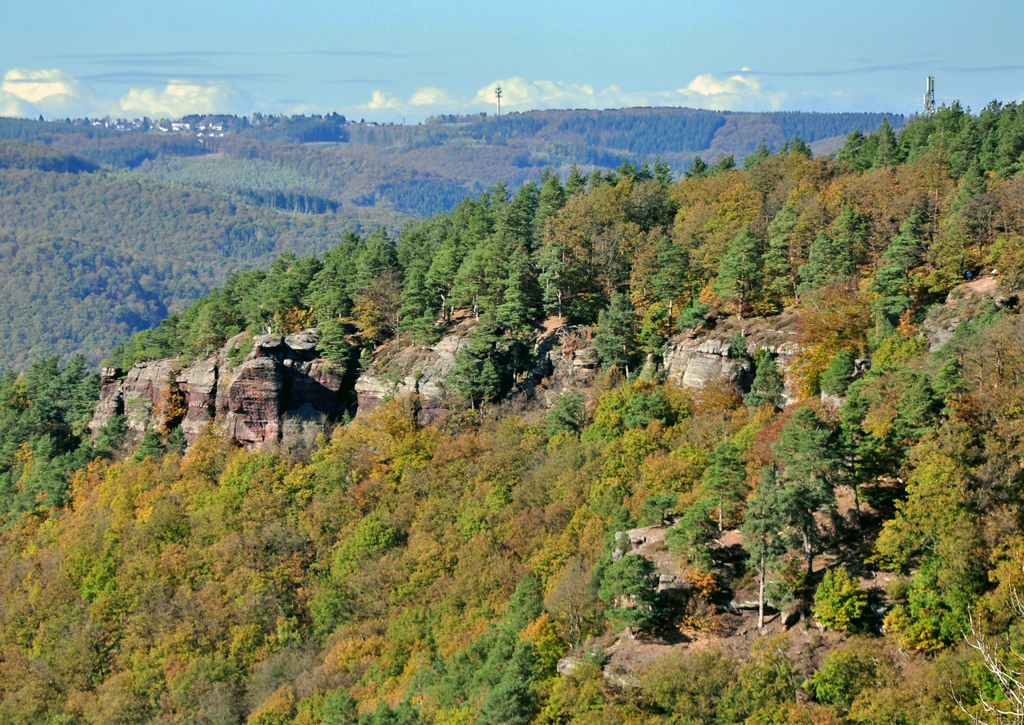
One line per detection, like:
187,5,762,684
924,76,936,116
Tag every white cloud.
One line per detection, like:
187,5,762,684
2,68,80,104
357,71,796,121
409,86,458,107
117,79,238,118
676,72,787,111
365,90,405,110
0,67,259,119
1,68,85,116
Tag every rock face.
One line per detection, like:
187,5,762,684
355,321,474,425
663,320,803,403
664,337,754,390
89,329,349,450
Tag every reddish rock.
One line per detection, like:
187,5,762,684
225,357,283,447
177,359,218,443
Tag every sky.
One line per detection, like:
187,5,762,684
1,0,1022,123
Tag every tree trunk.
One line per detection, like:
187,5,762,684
757,556,766,630
803,529,814,579
718,502,724,533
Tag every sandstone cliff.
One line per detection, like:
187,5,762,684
90,314,805,452
89,329,350,450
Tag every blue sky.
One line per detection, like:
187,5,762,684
2,0,1022,121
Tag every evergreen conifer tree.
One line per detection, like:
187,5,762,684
134,427,165,462
745,355,785,410
715,227,761,319
685,156,710,178
448,315,505,408
593,293,638,374
741,466,789,629
820,350,856,397
700,440,748,531
798,231,854,295
872,214,924,334
774,407,837,578
565,164,586,196
763,203,797,301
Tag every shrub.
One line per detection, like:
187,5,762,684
812,567,868,632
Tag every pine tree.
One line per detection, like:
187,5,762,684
743,138,771,170
763,203,797,302
745,355,785,410
425,231,463,321
166,427,186,456
820,350,856,397
798,231,854,295
593,293,638,374
134,427,165,462
495,247,538,335
741,466,789,629
774,407,837,578
700,440,748,531
354,227,398,294
565,164,586,196
650,236,688,329
318,319,352,365
448,315,505,408
536,170,566,230
872,214,924,333
874,118,899,167
685,156,709,178
398,263,433,337
715,227,761,319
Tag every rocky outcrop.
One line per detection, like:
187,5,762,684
664,337,754,390
89,329,349,450
663,315,804,403
355,322,474,425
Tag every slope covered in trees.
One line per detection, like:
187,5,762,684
0,165,405,369
3,100,1024,724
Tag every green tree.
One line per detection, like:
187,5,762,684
798,231,854,295
596,553,661,633
763,203,797,302
774,407,837,579
741,466,789,629
545,389,586,438
820,349,856,397
685,155,709,178
323,689,358,725
134,427,165,462
318,319,353,365
715,227,761,319
872,214,924,334
593,292,639,375
812,567,868,632
744,355,785,410
700,440,748,531
448,315,506,408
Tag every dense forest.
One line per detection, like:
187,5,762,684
0,108,906,371
0,166,405,368
3,99,1024,724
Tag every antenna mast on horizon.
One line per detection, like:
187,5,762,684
924,76,936,116
495,85,502,117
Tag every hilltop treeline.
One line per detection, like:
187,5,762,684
2,101,1024,724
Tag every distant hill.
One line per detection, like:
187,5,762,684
0,162,406,368
0,107,903,368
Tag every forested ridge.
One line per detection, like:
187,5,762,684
0,107,905,370
4,100,1024,724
